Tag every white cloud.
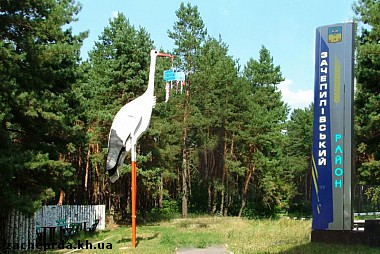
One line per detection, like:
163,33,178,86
111,11,119,18
278,79,313,110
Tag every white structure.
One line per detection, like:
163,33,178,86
106,50,173,183
35,205,105,230
105,49,173,248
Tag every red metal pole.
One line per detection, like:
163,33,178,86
131,160,137,248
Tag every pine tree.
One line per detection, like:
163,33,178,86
191,37,238,215
168,2,207,218
0,0,87,214
239,46,289,216
285,105,313,213
353,0,380,184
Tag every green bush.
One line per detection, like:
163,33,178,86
161,200,179,215
242,203,281,219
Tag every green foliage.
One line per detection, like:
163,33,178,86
168,2,207,69
238,46,289,214
285,105,313,213
364,186,380,210
354,0,380,184
0,0,86,214
0,1,321,219
244,45,284,87
241,202,282,219
165,2,209,218
84,13,154,141
161,200,180,215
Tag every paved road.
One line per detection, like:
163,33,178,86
176,246,231,254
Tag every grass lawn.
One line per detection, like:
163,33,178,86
51,216,380,254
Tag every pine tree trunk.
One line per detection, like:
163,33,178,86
84,147,91,191
159,174,163,209
208,185,212,213
238,169,253,217
222,134,234,216
181,88,190,218
212,185,217,214
94,164,100,204
93,144,100,204
220,187,225,216
220,131,228,215
78,146,84,203
57,189,65,205
306,160,312,201
188,156,192,197
224,191,231,216
181,154,188,216
101,171,106,205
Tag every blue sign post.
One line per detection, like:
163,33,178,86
312,22,354,231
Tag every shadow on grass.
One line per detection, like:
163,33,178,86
278,242,380,254
114,213,178,227
116,232,159,247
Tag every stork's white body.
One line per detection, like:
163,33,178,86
106,50,171,183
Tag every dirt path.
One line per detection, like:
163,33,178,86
176,245,231,254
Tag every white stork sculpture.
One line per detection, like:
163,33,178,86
106,49,173,183
105,50,173,248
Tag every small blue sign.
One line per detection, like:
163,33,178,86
174,72,185,81
163,70,175,81
164,70,185,82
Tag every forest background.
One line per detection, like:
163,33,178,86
1,0,380,222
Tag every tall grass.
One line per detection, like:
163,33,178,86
226,217,310,253
51,216,380,253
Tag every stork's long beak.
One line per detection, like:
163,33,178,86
158,52,174,60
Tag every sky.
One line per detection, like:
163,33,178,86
70,0,355,111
